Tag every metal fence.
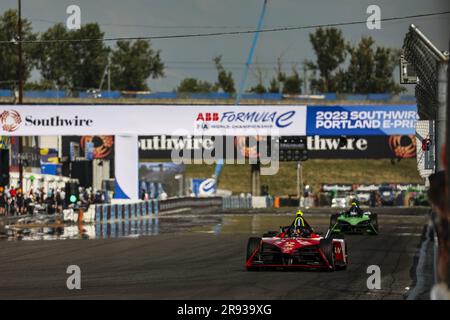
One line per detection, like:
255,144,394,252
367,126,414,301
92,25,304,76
403,24,449,297
0,88,417,102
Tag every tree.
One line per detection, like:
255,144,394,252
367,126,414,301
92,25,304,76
70,24,110,90
249,66,267,94
266,58,303,95
249,83,267,94
177,78,215,93
346,37,405,94
36,23,74,89
0,9,37,89
267,57,286,94
213,55,235,93
110,40,164,91
308,27,347,92
268,78,280,93
282,68,303,94
37,23,110,91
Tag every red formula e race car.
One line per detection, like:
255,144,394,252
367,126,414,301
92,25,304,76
245,218,348,271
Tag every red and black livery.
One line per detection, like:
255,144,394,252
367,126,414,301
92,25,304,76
245,223,348,271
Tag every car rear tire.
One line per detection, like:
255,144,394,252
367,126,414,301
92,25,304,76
319,238,335,271
370,214,379,233
246,237,261,261
330,214,338,228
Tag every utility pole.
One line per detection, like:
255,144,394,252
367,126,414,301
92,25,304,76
17,0,24,190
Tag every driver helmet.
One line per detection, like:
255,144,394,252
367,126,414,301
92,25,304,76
296,210,304,217
349,202,360,214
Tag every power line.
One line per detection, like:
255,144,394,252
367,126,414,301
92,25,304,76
29,17,257,30
0,10,448,45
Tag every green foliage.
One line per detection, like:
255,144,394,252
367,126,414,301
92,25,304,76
307,28,405,95
268,78,280,93
213,55,235,93
36,23,110,91
345,37,405,94
249,83,267,94
110,40,164,91
282,68,302,94
177,78,215,93
35,23,164,92
308,27,347,92
0,9,37,89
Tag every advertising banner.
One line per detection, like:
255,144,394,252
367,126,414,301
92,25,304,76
0,105,307,136
191,178,217,197
137,135,416,160
62,136,114,160
138,135,271,160
306,105,418,136
307,135,416,159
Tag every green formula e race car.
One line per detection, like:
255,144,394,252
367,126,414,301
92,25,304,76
329,203,378,235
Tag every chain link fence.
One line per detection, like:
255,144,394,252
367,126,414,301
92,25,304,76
403,27,439,119
403,24,449,298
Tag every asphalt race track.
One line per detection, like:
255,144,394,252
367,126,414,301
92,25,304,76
0,213,428,299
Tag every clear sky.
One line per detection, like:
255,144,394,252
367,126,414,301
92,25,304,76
1,0,449,92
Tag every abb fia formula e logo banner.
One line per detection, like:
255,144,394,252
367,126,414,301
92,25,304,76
193,108,305,135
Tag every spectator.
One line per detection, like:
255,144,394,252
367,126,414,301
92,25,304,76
94,190,103,204
15,188,26,215
45,190,56,215
24,194,33,215
0,187,7,216
55,190,64,214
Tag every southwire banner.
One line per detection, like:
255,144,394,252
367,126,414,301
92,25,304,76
0,105,307,136
306,105,418,136
307,135,416,159
139,136,270,160
138,135,416,159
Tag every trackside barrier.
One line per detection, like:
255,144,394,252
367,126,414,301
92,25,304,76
94,218,160,239
93,197,222,222
222,196,274,210
158,197,222,212
94,199,159,222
